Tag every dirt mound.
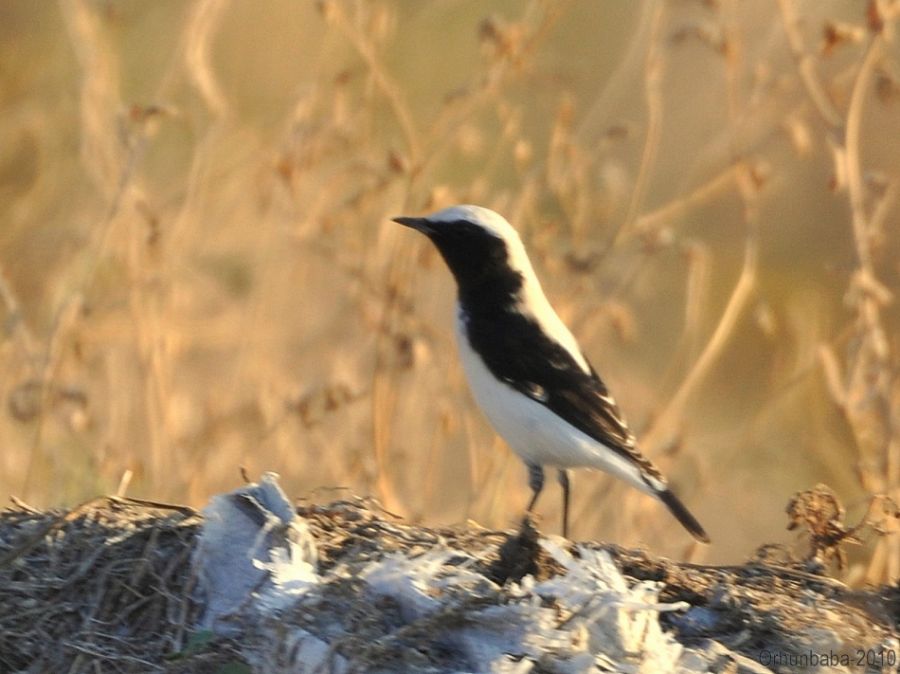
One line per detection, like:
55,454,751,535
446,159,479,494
0,490,897,673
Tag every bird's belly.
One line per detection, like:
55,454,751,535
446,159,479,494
475,382,594,468
456,327,624,472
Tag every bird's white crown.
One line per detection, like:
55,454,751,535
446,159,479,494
423,205,522,243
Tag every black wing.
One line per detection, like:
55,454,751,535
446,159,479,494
462,307,663,482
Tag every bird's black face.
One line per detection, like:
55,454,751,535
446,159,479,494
393,216,523,308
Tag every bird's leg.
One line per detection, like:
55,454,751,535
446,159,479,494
524,464,545,529
557,469,571,539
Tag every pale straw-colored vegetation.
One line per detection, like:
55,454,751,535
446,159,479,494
1,0,898,581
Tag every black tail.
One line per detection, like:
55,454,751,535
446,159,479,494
657,489,710,543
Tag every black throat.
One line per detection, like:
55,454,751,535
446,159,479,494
426,220,524,314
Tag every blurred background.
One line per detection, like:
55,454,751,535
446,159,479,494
1,0,898,580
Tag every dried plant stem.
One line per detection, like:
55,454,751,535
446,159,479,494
577,0,657,141
641,174,758,455
417,0,559,189
842,28,899,583
0,263,39,369
328,5,421,165
369,231,421,517
184,0,230,116
22,295,85,498
371,369,404,514
775,0,843,129
845,38,883,267
634,165,740,233
167,0,231,251
619,2,667,239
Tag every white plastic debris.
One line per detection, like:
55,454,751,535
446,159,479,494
535,541,688,671
193,472,318,633
190,478,840,673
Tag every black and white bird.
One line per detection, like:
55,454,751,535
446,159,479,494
394,204,709,543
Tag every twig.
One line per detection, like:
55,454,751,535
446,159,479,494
844,37,883,269
618,2,667,240
775,0,843,130
184,0,230,117
633,164,740,233
325,3,421,166
640,170,759,454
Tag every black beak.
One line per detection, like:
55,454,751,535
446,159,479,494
392,216,432,233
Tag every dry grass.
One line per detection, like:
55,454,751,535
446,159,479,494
0,496,208,671
1,492,895,671
0,0,899,578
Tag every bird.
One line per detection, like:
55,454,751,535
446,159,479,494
393,204,709,543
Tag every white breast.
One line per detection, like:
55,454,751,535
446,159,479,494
454,307,651,494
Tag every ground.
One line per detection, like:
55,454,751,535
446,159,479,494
0,493,897,673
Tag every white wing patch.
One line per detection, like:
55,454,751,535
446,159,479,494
520,381,548,403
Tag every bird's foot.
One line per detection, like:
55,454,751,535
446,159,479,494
487,515,542,585
520,511,540,535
